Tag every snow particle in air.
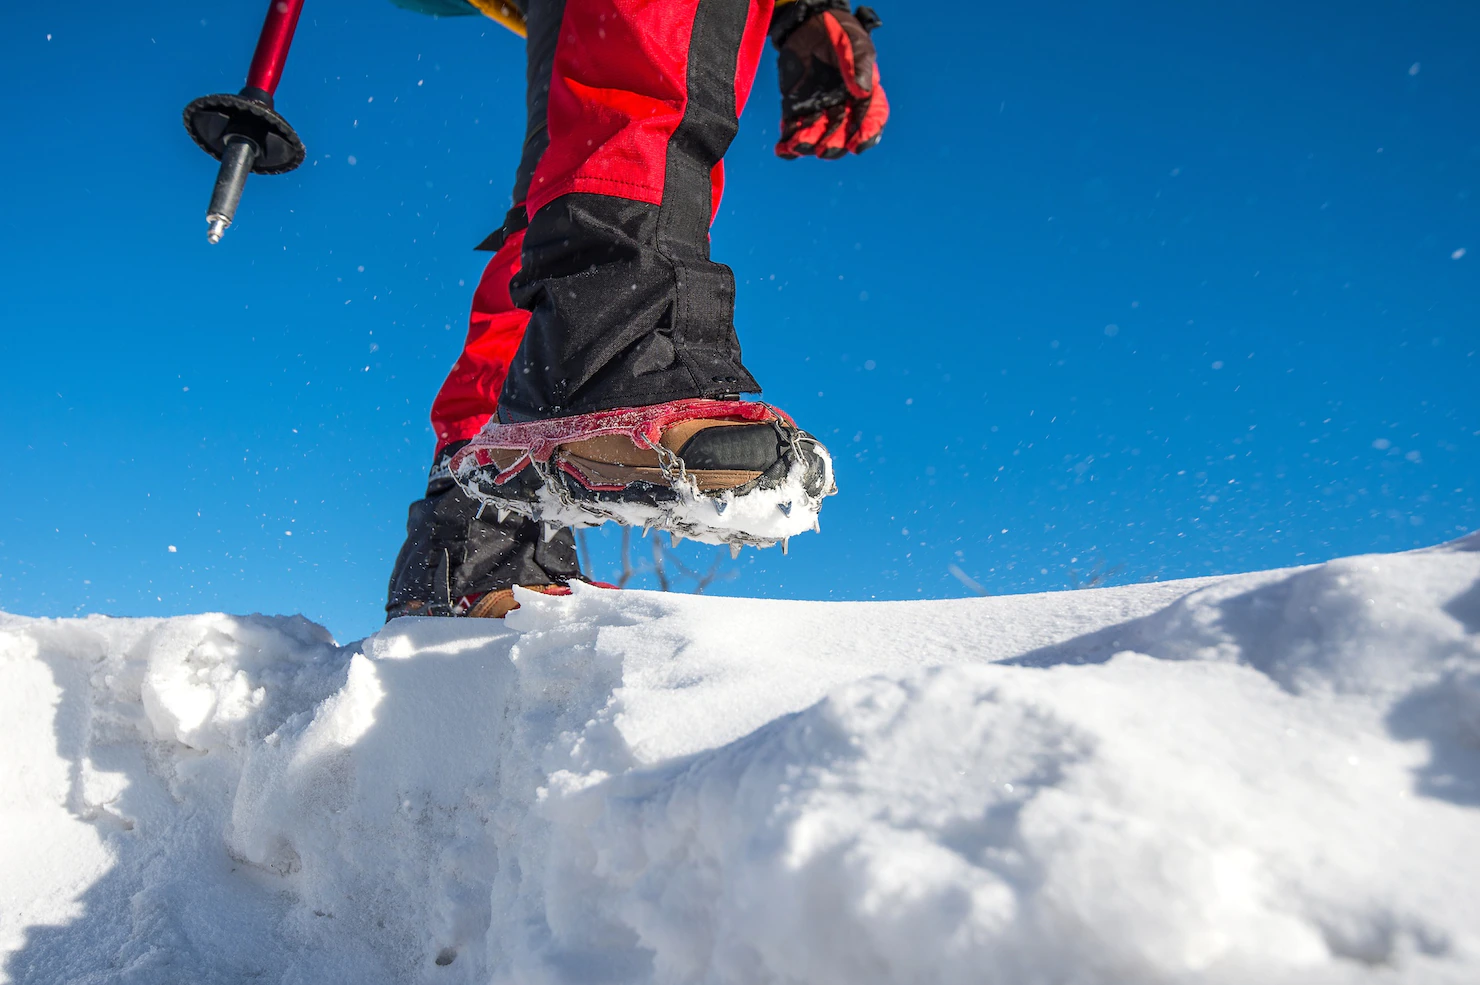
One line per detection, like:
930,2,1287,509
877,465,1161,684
1372,438,1391,450
168,545,177,553
1104,324,1120,337
1451,248,1466,260
1408,62,1421,76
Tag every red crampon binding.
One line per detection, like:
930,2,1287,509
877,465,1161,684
447,398,791,488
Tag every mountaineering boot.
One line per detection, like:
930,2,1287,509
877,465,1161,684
385,440,584,619
447,398,836,551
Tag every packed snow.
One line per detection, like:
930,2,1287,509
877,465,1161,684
3,534,1479,984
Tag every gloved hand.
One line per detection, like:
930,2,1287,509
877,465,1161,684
770,1,889,160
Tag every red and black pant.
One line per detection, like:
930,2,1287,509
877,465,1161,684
431,0,774,449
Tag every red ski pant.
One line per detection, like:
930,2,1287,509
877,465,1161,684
431,0,774,451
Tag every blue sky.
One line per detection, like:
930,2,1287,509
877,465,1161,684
2,0,1476,642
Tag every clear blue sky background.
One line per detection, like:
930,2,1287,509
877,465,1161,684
2,0,1476,643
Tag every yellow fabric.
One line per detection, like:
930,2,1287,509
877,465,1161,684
466,0,527,37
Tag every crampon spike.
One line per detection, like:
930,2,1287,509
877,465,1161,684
778,501,793,517
542,522,561,543
781,537,790,555
729,541,742,560
496,507,511,524
670,531,684,548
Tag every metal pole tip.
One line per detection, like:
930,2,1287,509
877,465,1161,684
206,215,229,244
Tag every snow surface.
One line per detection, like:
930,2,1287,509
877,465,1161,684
4,534,1479,984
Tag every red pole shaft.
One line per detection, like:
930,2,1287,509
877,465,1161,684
244,0,305,97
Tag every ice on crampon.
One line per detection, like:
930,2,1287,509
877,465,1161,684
448,398,835,551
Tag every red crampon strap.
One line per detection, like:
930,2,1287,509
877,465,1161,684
448,399,793,486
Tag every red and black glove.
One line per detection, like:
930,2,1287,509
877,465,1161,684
770,1,889,160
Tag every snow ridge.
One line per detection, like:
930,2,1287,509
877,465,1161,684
3,534,1478,984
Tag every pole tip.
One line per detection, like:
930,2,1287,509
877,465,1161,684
206,216,229,245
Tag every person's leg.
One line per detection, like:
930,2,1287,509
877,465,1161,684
387,226,583,620
409,0,571,450
428,229,531,450
385,1,588,620
444,0,834,550
498,0,775,420
384,467,579,618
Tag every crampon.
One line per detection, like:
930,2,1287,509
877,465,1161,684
447,399,836,552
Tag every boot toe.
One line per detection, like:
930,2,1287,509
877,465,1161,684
675,421,786,471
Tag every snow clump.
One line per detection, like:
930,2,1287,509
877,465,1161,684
3,533,1479,984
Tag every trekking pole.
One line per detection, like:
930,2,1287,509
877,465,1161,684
182,0,308,244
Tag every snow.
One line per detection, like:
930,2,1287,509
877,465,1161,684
3,534,1479,984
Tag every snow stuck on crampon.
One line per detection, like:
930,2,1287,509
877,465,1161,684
4,535,1479,984
457,449,831,550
